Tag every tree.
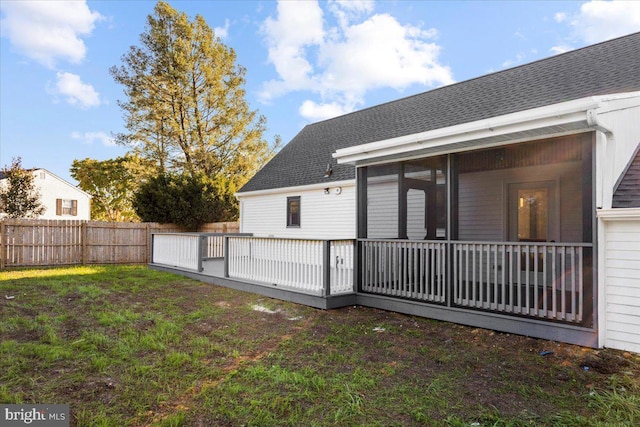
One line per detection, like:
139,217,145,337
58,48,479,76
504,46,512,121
0,157,46,218
110,1,278,188
70,155,146,222
133,172,237,230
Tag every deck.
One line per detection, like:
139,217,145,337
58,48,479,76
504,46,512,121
150,233,599,347
152,258,357,310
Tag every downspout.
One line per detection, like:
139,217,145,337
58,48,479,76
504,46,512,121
587,106,614,349
587,108,615,209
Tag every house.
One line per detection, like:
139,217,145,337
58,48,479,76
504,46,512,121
152,32,640,353
0,168,91,220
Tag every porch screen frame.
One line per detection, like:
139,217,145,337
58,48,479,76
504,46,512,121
360,157,448,240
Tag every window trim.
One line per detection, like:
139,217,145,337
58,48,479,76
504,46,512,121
56,199,78,216
286,196,301,228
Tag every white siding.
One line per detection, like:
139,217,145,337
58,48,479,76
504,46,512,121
0,169,91,220
595,102,640,210
238,183,356,239
602,216,640,353
36,171,91,220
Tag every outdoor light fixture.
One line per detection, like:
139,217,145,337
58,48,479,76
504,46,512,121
324,163,332,177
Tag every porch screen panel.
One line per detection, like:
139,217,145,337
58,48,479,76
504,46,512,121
407,189,426,240
367,165,399,238
404,158,446,240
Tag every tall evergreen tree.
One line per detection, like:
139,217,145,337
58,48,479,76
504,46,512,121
110,1,278,189
0,158,46,219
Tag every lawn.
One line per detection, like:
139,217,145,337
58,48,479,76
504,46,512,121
1,265,638,426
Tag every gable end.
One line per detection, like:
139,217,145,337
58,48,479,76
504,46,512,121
612,143,640,208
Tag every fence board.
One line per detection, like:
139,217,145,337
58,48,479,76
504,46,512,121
0,219,238,268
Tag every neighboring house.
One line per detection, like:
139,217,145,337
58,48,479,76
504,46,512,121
0,168,91,220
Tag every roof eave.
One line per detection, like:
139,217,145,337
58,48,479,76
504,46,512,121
236,179,355,198
332,94,638,166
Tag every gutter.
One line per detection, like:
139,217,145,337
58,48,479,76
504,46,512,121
235,179,355,199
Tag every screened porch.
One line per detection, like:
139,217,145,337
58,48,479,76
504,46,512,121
355,133,595,328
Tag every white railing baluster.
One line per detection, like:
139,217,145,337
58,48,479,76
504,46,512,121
561,246,567,321
225,237,354,296
551,246,557,319
446,241,589,324
578,247,583,323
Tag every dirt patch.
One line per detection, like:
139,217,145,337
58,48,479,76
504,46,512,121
581,349,633,374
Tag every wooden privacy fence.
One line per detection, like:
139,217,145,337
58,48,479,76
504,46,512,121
0,219,239,268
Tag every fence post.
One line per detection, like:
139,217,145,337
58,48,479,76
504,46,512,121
224,236,230,278
149,233,154,264
322,240,331,297
145,223,151,263
81,222,88,265
0,221,5,270
354,239,362,294
197,234,205,272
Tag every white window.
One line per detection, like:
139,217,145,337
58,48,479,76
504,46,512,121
287,196,300,227
56,199,78,216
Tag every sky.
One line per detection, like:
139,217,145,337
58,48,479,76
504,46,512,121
1,0,640,185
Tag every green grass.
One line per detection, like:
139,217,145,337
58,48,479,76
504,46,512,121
1,265,639,426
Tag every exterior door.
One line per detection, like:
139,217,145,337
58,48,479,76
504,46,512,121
508,181,558,243
508,181,559,286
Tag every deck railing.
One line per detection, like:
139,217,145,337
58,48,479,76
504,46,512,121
203,234,225,259
153,233,591,325
226,236,355,296
152,233,202,271
359,239,591,325
453,242,590,323
360,239,447,303
151,233,250,272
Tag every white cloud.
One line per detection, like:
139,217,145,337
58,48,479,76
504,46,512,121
0,1,102,68
550,45,572,55
299,100,354,123
52,72,100,108
572,0,640,43
214,19,231,39
552,1,640,53
261,0,325,100
554,12,567,23
502,52,526,68
71,131,115,147
260,0,453,122
319,14,448,93
328,0,374,28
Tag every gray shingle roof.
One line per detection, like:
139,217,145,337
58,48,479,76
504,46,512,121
613,144,640,208
240,32,640,193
